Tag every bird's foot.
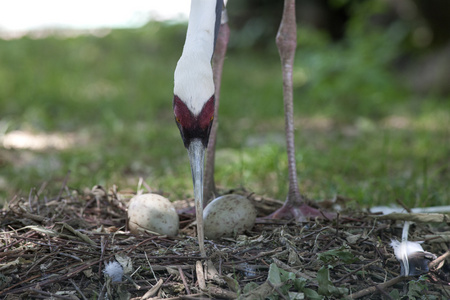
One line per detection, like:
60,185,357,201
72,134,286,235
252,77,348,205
266,202,336,222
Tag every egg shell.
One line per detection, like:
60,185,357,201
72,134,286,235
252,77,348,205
203,194,256,239
128,193,179,236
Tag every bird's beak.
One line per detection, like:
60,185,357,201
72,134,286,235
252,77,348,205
187,139,206,256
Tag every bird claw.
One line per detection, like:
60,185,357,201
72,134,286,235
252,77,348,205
266,202,336,222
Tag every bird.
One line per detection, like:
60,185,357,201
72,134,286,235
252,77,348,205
174,0,332,257
173,0,222,257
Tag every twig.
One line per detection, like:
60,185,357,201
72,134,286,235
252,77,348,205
58,222,97,246
267,280,288,300
222,247,283,265
37,181,48,198
9,206,48,223
99,235,106,278
272,257,315,281
125,274,142,290
369,213,450,223
98,282,107,300
56,170,71,201
142,178,153,194
395,199,412,213
335,212,340,237
28,187,36,213
178,266,192,295
348,276,410,299
196,260,206,290
141,278,163,299
375,284,394,300
69,279,88,300
335,260,380,284
207,286,238,299
145,251,159,282
0,242,135,296
58,252,82,261
163,293,203,300
30,288,75,300
24,252,57,277
429,249,450,270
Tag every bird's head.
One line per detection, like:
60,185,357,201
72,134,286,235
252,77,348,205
173,54,215,150
173,94,215,149
173,55,215,216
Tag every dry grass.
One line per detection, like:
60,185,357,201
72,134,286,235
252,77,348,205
1,182,449,299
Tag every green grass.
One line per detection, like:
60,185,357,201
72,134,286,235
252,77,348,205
0,21,449,209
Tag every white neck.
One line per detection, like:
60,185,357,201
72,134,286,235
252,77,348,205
174,0,217,115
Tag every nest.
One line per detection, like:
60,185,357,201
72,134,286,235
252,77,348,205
1,184,449,299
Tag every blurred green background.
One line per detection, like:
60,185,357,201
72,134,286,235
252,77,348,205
0,0,449,208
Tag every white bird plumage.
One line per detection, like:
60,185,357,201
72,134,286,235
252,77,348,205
173,0,220,257
390,221,435,276
174,0,216,115
103,261,124,282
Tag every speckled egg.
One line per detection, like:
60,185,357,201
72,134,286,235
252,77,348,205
128,193,179,236
203,194,256,239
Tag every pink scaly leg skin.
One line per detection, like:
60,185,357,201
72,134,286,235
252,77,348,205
267,202,336,222
269,0,334,222
204,15,230,206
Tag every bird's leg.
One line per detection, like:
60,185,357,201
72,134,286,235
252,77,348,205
270,0,332,221
204,8,230,205
277,0,301,207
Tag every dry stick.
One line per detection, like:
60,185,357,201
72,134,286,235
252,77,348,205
181,295,205,300
98,282,107,300
335,212,340,237
30,288,75,300
0,273,42,295
10,205,48,223
375,284,395,300
163,294,203,300
56,170,71,201
141,278,164,300
144,251,159,282
0,260,101,296
429,249,450,269
28,187,35,213
178,266,192,295
126,236,166,255
267,280,289,300
396,198,412,213
142,178,153,194
98,235,106,278
206,286,238,299
196,260,206,290
137,177,144,193
222,247,282,265
272,257,315,281
371,213,450,223
59,251,83,261
37,181,48,197
348,276,410,299
24,252,58,277
69,278,88,300
334,260,380,284
0,240,135,296
0,248,24,258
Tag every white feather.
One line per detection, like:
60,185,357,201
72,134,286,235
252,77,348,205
174,0,216,115
390,221,426,276
103,261,124,282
